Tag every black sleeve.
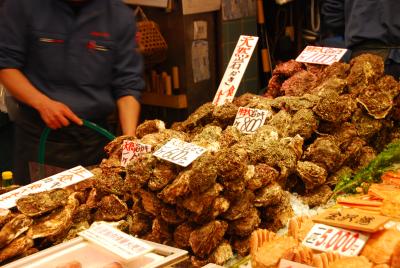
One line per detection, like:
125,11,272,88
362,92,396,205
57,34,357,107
321,0,345,35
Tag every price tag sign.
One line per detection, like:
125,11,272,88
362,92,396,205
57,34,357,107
213,35,258,106
0,166,93,209
79,222,154,262
296,46,348,65
153,138,206,167
233,107,271,134
120,140,152,167
279,259,315,268
303,223,369,256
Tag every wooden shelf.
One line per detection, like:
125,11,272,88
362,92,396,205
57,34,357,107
141,92,188,109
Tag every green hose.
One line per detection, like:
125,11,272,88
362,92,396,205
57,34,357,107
38,119,115,166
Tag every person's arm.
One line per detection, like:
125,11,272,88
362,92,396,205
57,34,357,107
112,9,145,136
0,0,82,129
117,95,140,136
0,69,82,129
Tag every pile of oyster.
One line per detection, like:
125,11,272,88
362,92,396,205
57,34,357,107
1,53,400,266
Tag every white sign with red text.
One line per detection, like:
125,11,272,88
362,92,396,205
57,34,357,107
79,222,154,262
296,46,348,65
302,223,369,256
213,35,258,106
0,166,93,209
120,140,152,167
153,138,206,167
233,107,272,134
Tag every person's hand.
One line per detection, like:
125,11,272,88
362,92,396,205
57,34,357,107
36,98,83,129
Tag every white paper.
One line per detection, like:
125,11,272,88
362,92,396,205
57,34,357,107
0,166,93,209
182,0,221,15
233,107,271,134
194,21,208,40
79,222,154,262
302,224,369,256
296,46,348,65
192,40,211,83
213,35,258,106
121,140,152,167
153,138,207,167
123,0,168,8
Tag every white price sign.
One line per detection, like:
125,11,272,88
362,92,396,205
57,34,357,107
79,222,153,262
213,35,258,106
153,138,206,167
0,166,93,209
302,224,369,256
296,46,348,65
233,107,271,134
120,140,152,167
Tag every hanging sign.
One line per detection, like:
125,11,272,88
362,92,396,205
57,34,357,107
213,35,258,106
296,46,348,65
302,223,369,256
233,107,271,133
153,138,206,167
0,166,93,209
79,222,154,262
121,140,152,167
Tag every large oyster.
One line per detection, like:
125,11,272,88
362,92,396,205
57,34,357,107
247,164,279,191
254,183,285,207
189,220,228,258
135,119,166,139
173,222,196,249
223,190,255,221
191,125,222,152
303,136,342,173
288,109,318,139
313,90,356,123
94,194,128,221
189,152,218,193
182,183,223,215
31,193,79,239
281,70,317,97
357,85,393,119
148,161,177,191
0,215,32,248
228,207,261,237
16,189,69,217
0,234,33,263
158,170,191,204
128,212,152,236
296,161,327,191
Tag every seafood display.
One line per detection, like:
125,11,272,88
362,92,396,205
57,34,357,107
1,54,400,266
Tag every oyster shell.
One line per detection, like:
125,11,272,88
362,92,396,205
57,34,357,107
357,85,393,119
189,152,218,193
94,194,128,221
191,241,233,267
189,220,228,258
0,215,32,249
288,109,318,139
303,137,342,173
174,222,196,249
223,190,255,221
254,183,285,207
16,188,69,217
247,164,279,191
31,193,79,239
191,125,222,152
135,119,166,139
182,183,223,215
281,70,317,97
228,207,260,237
157,170,191,204
0,234,33,263
128,212,152,236
296,161,328,191
148,161,177,191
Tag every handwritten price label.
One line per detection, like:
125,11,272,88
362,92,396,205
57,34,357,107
233,107,271,134
296,46,348,65
303,224,369,256
153,138,206,167
79,222,153,261
120,140,152,167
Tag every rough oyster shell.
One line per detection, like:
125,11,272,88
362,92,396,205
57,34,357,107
0,234,34,263
303,137,342,173
135,119,166,139
357,85,393,119
254,183,285,207
0,215,32,249
16,188,69,217
94,194,128,221
296,161,327,191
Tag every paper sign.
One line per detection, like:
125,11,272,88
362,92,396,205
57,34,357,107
312,208,389,233
122,0,168,8
279,259,315,268
302,223,369,256
0,166,93,209
153,138,206,167
182,0,221,15
121,140,152,167
213,35,258,106
233,107,271,133
296,46,348,65
79,222,153,262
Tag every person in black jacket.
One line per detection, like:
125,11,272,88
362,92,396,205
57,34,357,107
0,0,145,184
321,0,400,79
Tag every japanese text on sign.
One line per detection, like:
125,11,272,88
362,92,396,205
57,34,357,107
121,140,152,167
302,223,369,256
213,35,258,106
79,222,153,261
153,138,207,167
233,107,271,134
0,166,93,209
296,46,348,65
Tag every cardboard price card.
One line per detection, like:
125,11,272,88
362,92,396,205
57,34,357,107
79,222,154,262
153,138,207,167
296,46,348,65
0,166,93,209
120,140,152,167
312,208,389,233
213,35,258,106
302,223,369,256
279,259,315,268
233,107,271,134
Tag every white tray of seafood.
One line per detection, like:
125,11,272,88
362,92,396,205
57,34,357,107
3,237,188,268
